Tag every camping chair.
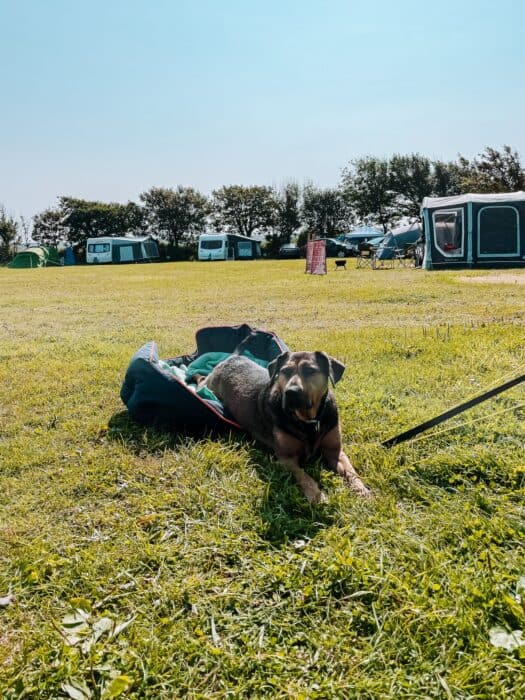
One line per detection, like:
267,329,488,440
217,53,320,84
356,242,377,269
393,243,415,268
392,245,407,267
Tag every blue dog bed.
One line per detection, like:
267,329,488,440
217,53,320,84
120,324,288,433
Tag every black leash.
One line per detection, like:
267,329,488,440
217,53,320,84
382,371,525,448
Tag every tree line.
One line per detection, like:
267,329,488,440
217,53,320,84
1,145,524,261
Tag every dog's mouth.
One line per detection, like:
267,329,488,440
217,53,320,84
282,385,322,423
283,387,311,413
287,388,329,425
294,407,318,422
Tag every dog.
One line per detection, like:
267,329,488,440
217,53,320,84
205,350,371,503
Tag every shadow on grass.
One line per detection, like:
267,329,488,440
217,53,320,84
107,409,217,451
107,410,335,545
245,444,336,545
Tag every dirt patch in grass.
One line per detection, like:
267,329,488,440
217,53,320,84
459,272,525,285
0,630,21,668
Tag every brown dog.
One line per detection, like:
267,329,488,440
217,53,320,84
205,350,371,503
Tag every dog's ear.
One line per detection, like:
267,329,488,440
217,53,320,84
315,351,345,386
268,351,290,382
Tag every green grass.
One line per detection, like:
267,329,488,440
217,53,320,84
1,261,524,698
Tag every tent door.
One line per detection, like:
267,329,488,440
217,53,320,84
118,245,134,262
475,205,521,260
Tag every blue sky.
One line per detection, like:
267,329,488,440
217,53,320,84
1,0,524,219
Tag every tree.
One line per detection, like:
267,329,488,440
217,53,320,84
18,216,33,247
211,185,277,237
458,145,525,193
263,182,302,256
341,157,398,234
301,185,352,239
431,160,463,197
58,197,145,245
140,186,209,247
390,153,434,219
0,206,19,262
275,182,301,243
32,207,67,246
120,201,146,236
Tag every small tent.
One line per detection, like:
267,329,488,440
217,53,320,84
421,192,525,269
63,247,76,265
8,246,61,269
375,223,422,260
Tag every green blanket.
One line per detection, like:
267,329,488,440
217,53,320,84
158,351,268,403
157,360,218,402
185,350,268,378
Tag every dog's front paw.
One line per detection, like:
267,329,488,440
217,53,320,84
347,478,373,498
304,485,328,504
315,489,328,504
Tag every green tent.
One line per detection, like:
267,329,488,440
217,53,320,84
8,246,61,269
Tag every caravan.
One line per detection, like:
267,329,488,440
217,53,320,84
198,233,262,261
86,236,159,264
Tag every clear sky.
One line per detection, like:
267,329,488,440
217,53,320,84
1,0,524,220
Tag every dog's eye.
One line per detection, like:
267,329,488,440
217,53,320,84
280,366,294,377
302,365,319,376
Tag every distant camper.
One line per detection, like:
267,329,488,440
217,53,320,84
86,236,159,264
198,233,262,261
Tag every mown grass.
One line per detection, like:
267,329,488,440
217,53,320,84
0,260,524,698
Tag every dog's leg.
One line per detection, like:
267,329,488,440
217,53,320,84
330,449,372,497
278,454,327,504
274,430,326,504
320,427,372,497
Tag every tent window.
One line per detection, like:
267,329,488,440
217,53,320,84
433,208,464,257
478,206,519,257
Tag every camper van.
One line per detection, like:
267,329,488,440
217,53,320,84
86,236,159,264
198,233,262,261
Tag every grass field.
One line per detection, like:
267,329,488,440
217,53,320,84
1,260,524,699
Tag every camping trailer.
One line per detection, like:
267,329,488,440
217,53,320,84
86,236,159,264
198,233,262,261
421,192,525,269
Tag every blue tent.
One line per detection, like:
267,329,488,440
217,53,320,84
375,223,422,260
64,247,76,265
338,226,384,248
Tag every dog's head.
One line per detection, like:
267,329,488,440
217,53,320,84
268,351,345,421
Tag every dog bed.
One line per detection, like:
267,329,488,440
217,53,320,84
120,324,288,433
